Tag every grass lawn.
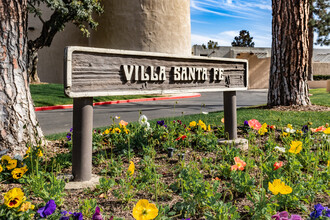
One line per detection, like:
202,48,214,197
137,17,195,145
30,83,159,107
309,88,330,106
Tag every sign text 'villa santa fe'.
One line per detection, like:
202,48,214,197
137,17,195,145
64,47,248,98
123,65,224,82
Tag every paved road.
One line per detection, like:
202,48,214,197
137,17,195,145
37,90,267,135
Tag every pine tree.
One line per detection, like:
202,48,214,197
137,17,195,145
268,0,311,106
231,30,255,47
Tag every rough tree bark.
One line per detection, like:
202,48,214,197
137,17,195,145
307,7,314,81
268,0,311,106
0,0,43,155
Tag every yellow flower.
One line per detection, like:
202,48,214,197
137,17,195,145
189,121,197,128
287,124,293,129
132,199,159,220
208,125,211,131
0,164,3,172
24,147,31,159
281,132,289,137
268,179,292,195
25,147,31,155
258,123,268,135
327,160,330,167
19,202,34,212
112,128,121,134
289,141,302,154
103,129,110,135
128,161,135,176
4,188,25,208
2,156,18,170
37,149,43,157
124,128,130,134
12,166,28,179
324,127,330,134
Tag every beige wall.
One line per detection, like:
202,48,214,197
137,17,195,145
313,63,330,75
90,0,191,56
236,53,270,89
30,0,191,83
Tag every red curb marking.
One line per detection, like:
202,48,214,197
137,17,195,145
34,93,201,112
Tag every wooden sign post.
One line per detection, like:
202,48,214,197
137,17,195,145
64,46,248,181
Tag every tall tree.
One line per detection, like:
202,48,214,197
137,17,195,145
27,0,103,83
307,0,329,80
268,0,311,106
231,30,255,47
0,0,102,154
0,0,43,155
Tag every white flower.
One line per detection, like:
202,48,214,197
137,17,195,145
285,128,296,133
202,112,208,115
115,116,120,119
139,115,148,125
274,146,286,153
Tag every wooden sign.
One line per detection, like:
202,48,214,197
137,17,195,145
64,47,248,98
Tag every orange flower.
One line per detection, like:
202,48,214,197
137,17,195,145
119,120,128,127
273,161,283,171
311,126,326,133
248,119,262,130
231,157,246,171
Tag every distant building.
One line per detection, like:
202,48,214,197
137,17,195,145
192,45,330,89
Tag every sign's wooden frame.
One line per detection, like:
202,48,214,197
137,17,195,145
64,46,248,98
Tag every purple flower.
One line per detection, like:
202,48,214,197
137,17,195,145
59,211,70,219
272,211,301,220
324,207,330,217
70,128,73,132
310,204,329,219
244,120,249,126
92,206,103,220
302,125,308,133
38,200,56,218
157,120,165,126
66,133,72,141
72,212,83,220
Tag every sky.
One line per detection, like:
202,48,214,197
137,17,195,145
190,0,328,48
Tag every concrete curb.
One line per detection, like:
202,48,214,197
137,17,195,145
35,93,201,111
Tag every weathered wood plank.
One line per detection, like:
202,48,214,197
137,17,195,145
64,47,248,98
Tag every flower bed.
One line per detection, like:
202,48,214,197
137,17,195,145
0,116,329,219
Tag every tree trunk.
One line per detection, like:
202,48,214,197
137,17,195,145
268,0,311,106
27,47,40,83
308,17,314,81
0,0,43,155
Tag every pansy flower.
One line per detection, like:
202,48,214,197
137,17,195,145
4,188,25,208
132,199,158,220
92,206,104,220
37,200,56,218
11,166,28,179
19,202,35,212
